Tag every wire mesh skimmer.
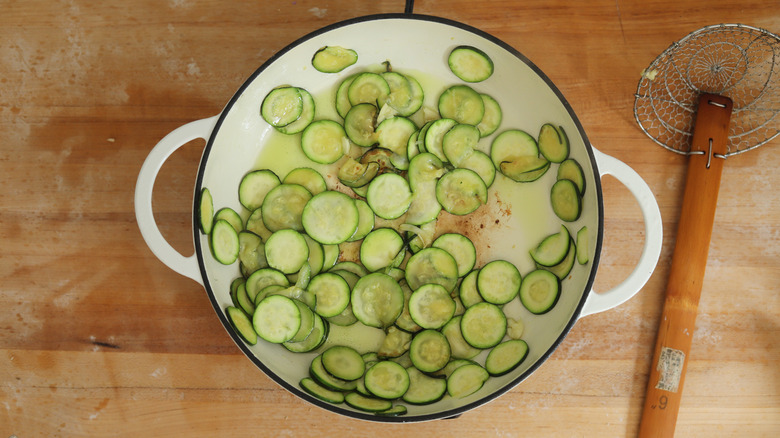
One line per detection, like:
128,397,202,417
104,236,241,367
634,23,780,157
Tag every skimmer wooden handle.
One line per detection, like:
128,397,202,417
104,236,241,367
638,93,733,437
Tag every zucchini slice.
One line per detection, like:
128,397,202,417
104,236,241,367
551,179,582,222
235,281,255,315
576,226,590,265
351,272,404,329
331,260,369,277
405,153,445,225
238,231,267,275
402,366,447,405
538,237,577,280
252,294,301,343
310,354,358,391
407,151,446,188
347,199,375,242
364,360,410,400
245,207,273,241
344,392,393,412
557,158,586,196
530,225,571,267
432,233,477,277
408,283,456,330
476,260,522,305
459,149,496,188
283,167,327,196
404,247,459,293
348,72,390,107
436,168,488,216
403,220,437,255
287,298,316,343
359,227,405,272
442,123,480,166
409,329,451,373
229,277,245,308
214,207,242,233
252,284,285,307
538,123,569,163
276,88,315,135
448,45,494,83
458,269,484,308
264,229,309,274
476,93,502,137
308,272,351,318
377,326,413,359
326,302,359,327
485,339,529,377
260,183,312,232
301,119,348,164
312,45,358,73
423,118,458,163
344,103,379,147
395,282,423,334
441,315,482,360
301,190,359,245
302,234,325,276
210,219,240,265
198,187,214,234
226,306,257,345
438,84,485,126
335,73,358,119
460,302,506,349
366,173,412,220
245,267,290,301
432,359,477,378
499,155,550,181
446,363,489,398
519,269,561,314
360,142,398,174
322,345,365,381
238,169,280,212
284,313,328,353
490,129,538,168
300,377,345,404
382,71,424,117
376,116,417,157
322,243,340,271
501,160,551,183
376,404,407,417
338,158,379,188
381,71,413,113
261,86,303,127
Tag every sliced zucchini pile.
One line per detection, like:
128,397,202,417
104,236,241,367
195,41,594,417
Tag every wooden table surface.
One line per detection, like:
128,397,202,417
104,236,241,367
2,0,778,436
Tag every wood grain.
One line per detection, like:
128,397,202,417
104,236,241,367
1,1,778,437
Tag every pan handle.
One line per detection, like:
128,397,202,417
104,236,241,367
134,116,219,286
579,147,663,317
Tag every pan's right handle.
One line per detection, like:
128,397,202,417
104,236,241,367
134,116,218,285
579,147,663,317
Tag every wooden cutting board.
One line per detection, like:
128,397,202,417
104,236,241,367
1,0,778,436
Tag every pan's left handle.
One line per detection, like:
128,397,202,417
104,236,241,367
579,147,663,317
134,116,219,286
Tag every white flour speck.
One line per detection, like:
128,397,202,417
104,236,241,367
308,7,327,18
